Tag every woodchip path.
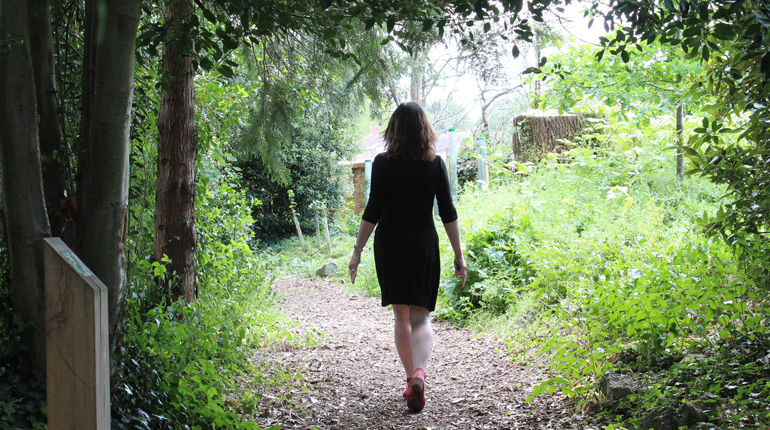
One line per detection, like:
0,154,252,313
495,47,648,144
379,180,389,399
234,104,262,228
249,277,595,429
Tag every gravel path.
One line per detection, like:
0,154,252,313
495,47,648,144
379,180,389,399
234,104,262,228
250,277,595,429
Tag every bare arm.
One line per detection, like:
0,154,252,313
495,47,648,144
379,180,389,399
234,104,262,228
348,219,376,284
443,220,467,286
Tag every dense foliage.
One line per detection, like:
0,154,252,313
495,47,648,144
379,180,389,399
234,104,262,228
589,0,770,294
437,120,769,426
115,145,279,429
238,112,356,243
0,279,46,429
111,66,288,428
536,39,707,121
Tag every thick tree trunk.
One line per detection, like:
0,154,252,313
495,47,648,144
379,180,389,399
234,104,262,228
77,0,142,345
77,0,96,229
29,4,69,236
0,0,53,371
512,113,585,162
155,0,198,303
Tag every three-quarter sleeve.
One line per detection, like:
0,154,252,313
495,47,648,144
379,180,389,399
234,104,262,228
435,156,458,224
361,155,385,224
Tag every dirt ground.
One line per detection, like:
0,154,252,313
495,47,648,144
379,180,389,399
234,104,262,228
250,277,599,429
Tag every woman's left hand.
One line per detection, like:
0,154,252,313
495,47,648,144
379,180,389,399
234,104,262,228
454,254,468,287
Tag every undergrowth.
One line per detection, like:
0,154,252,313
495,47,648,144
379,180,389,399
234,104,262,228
0,278,46,430
439,115,769,428
112,148,288,430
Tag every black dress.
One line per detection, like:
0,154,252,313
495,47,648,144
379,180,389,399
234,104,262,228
361,153,458,311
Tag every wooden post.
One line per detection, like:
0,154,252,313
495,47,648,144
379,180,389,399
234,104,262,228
313,207,322,249
291,212,306,252
321,207,332,254
44,237,110,430
448,128,458,201
364,159,372,205
476,136,488,190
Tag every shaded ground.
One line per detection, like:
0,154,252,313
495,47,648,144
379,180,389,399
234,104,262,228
250,277,597,429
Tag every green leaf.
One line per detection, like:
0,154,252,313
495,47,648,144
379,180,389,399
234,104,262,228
680,146,700,157
512,44,520,57
202,8,216,24
218,64,234,78
621,50,629,63
761,52,770,79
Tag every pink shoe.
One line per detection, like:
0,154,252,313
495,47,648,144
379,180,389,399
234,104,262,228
407,368,426,411
402,377,412,398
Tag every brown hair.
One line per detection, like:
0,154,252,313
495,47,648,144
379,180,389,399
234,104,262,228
382,102,437,161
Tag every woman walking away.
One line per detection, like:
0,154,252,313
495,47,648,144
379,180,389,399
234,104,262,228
348,102,468,412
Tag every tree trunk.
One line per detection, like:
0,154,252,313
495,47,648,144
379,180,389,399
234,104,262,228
480,92,490,136
0,0,53,371
533,36,542,109
155,0,198,304
512,113,585,162
675,30,684,181
409,48,424,105
388,79,401,106
77,0,96,230
77,0,142,346
29,3,69,236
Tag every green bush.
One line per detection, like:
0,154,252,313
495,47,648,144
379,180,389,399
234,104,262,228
441,110,769,427
114,146,280,429
238,112,356,244
0,282,46,430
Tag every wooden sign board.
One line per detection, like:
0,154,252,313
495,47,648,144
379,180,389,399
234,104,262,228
44,238,110,430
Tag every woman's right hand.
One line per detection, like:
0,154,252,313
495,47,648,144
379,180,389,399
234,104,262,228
349,250,361,284
453,254,467,287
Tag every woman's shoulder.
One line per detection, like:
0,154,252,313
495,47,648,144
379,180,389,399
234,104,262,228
431,155,446,167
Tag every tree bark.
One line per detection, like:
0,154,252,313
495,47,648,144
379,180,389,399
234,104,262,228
155,0,198,303
512,113,585,161
77,0,142,344
409,48,424,105
676,102,684,180
0,0,53,371
388,79,401,106
675,29,684,181
29,3,69,236
77,0,97,230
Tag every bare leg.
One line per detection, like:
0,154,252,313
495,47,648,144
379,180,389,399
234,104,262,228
408,305,432,372
392,305,414,378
